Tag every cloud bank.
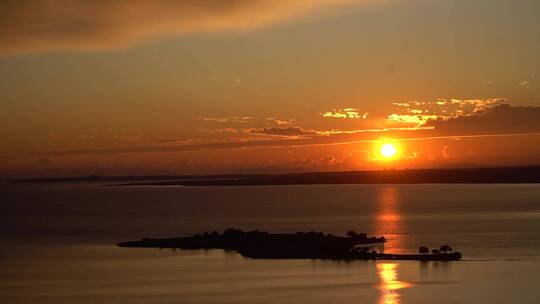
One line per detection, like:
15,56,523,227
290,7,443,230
0,0,367,54
386,98,506,127
20,103,540,158
427,104,540,135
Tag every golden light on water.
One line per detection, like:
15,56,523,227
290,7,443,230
377,263,412,304
374,186,403,253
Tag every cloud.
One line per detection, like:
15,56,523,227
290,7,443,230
195,116,294,126
319,155,341,165
386,114,439,127
8,103,540,159
0,0,368,55
386,98,506,127
250,127,317,137
426,104,540,135
195,116,257,124
518,81,532,88
48,132,194,145
272,119,293,126
17,126,428,158
322,108,368,119
450,98,503,113
198,128,242,135
391,98,504,115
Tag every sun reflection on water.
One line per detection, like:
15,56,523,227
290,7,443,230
377,263,412,304
375,186,403,253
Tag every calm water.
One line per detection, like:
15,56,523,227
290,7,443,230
1,183,540,303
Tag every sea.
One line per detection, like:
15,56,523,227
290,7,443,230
1,183,539,304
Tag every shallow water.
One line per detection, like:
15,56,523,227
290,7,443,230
1,183,540,303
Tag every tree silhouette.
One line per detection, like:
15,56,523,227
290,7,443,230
440,245,453,254
419,246,429,254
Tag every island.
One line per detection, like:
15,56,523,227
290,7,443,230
117,229,462,261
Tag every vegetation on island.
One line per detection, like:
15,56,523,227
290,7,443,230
118,229,462,261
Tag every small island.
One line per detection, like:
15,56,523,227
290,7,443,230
117,229,462,261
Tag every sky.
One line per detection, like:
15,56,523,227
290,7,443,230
1,0,540,177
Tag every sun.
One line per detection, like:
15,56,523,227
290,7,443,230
377,141,401,160
380,143,397,158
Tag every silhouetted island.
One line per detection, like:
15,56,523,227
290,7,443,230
117,229,462,261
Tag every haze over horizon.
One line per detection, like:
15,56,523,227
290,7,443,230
1,0,540,177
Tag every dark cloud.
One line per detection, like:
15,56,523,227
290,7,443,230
319,155,341,165
427,104,540,135
250,127,317,137
0,0,365,54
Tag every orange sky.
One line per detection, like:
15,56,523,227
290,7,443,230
1,0,540,177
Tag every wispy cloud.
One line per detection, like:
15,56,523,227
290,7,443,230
195,116,257,124
450,98,503,113
48,132,190,144
386,98,506,127
197,128,243,135
392,98,504,114
386,114,440,127
518,81,532,88
0,0,370,55
250,127,317,137
322,108,368,119
195,116,294,126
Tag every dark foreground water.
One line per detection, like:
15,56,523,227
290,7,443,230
1,183,540,303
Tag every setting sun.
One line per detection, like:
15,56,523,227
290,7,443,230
380,143,398,158
377,141,401,161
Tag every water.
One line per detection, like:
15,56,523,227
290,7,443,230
1,183,540,303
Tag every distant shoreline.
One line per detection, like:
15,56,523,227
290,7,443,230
7,165,540,186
